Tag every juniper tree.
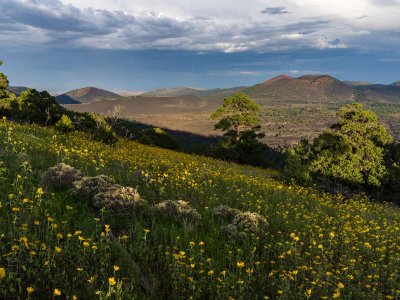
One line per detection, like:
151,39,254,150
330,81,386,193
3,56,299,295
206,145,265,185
211,92,264,144
211,92,266,165
310,103,393,190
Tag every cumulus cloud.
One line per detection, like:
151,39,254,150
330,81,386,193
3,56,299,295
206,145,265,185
0,0,399,53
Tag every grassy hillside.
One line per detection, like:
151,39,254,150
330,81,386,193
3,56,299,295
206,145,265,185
1,118,400,299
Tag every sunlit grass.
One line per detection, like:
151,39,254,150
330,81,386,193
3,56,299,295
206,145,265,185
1,117,400,299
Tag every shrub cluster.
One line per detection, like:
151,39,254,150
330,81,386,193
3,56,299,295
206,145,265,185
42,164,146,213
212,205,241,222
152,200,201,225
93,185,146,212
42,163,83,190
72,175,115,198
220,210,268,239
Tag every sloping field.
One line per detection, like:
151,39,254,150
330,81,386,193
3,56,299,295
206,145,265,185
1,119,400,298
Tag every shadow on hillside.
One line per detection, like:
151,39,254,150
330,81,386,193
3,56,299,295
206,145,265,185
110,117,221,150
56,95,80,105
111,117,286,169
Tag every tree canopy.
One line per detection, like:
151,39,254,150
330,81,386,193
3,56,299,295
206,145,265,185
16,89,62,124
292,103,393,190
211,92,263,144
0,61,17,110
210,92,267,166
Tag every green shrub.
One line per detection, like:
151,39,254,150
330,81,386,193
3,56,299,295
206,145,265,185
90,114,118,145
284,142,313,186
55,115,75,133
16,89,62,124
152,200,201,225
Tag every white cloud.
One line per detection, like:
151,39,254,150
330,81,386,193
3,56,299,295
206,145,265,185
0,0,399,52
281,33,304,40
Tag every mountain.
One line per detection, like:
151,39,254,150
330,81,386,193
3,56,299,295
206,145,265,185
354,84,400,103
56,87,124,104
244,74,355,102
194,86,247,100
141,86,246,100
116,90,146,97
391,81,400,87
8,86,29,96
344,81,374,86
141,87,206,97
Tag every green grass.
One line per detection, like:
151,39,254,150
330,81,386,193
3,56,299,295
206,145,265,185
1,118,400,299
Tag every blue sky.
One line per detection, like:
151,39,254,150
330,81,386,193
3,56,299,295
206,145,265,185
0,0,399,94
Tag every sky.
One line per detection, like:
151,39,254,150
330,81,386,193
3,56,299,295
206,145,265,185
0,0,400,94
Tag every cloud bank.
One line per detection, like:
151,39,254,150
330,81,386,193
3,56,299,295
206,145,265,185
0,0,399,53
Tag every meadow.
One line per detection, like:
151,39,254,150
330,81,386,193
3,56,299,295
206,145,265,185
1,117,400,299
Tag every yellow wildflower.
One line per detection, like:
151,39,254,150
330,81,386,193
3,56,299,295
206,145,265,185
333,290,341,299
0,268,6,279
108,277,116,286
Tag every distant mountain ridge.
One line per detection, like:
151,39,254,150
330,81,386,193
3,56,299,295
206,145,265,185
56,87,124,104
243,74,355,102
17,75,400,106
353,84,400,103
8,86,29,96
344,81,374,86
141,86,247,100
141,87,206,97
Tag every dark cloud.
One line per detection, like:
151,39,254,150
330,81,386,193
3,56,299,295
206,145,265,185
331,39,341,45
261,6,289,15
0,0,133,34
